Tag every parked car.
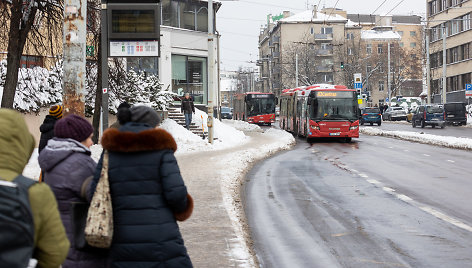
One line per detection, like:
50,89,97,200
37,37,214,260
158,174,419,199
444,102,467,126
411,104,446,128
383,107,407,121
220,107,233,119
360,107,382,126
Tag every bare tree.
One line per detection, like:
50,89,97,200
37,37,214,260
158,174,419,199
1,0,63,108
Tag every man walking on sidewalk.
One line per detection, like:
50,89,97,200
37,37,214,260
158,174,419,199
181,93,195,130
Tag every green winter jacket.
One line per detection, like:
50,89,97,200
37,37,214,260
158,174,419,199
0,109,70,268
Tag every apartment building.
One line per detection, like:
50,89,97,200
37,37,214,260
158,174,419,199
346,14,423,106
258,7,423,105
427,0,472,103
258,7,348,98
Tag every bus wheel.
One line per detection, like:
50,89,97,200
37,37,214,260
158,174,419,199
345,137,352,143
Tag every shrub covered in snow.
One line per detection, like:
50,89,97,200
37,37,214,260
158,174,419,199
0,59,175,114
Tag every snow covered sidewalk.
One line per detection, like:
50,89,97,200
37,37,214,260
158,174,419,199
360,127,472,151
23,113,295,268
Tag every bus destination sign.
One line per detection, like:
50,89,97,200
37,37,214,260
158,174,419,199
316,91,354,98
250,94,272,99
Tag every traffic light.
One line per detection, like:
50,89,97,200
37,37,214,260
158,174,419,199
340,61,344,69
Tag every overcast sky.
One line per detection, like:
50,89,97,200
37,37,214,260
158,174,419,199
216,0,426,72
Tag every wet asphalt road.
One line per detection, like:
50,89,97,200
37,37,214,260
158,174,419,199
374,120,472,138
243,133,472,268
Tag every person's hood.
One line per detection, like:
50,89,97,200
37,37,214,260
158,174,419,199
38,138,91,172
102,123,177,153
39,115,58,133
0,109,35,177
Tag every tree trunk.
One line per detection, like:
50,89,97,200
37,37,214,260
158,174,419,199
1,0,36,108
92,36,103,144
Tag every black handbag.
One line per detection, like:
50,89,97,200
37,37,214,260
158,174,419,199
70,176,93,250
71,201,90,249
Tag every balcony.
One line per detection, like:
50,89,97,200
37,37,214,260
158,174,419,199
315,65,332,72
314,33,333,40
316,49,333,56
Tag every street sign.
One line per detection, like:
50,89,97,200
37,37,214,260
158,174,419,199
466,83,472,98
354,73,362,89
354,82,363,89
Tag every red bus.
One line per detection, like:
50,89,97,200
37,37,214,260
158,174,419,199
280,84,360,142
233,92,277,125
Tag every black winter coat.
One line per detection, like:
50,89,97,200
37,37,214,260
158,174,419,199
90,122,193,268
39,115,59,153
181,98,195,114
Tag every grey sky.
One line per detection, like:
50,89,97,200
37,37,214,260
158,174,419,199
216,0,426,72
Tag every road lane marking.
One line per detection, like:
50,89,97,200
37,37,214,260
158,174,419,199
367,179,381,185
358,173,369,178
395,194,413,202
447,160,455,163
419,206,472,232
423,154,430,157
382,187,395,193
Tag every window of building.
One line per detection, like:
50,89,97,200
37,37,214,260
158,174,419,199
399,42,404,47
410,54,417,60
311,27,314,34
366,44,372,54
321,27,333,34
377,44,383,54
346,33,354,39
451,19,460,34
161,0,180,27
378,81,384,91
410,42,416,48
410,31,416,37
366,64,372,73
398,31,404,36
172,55,208,104
463,14,471,31
348,47,353,55
20,55,43,68
379,64,384,73
161,0,209,32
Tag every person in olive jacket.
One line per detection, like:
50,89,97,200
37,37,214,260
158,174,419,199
90,105,194,268
38,114,109,268
0,109,70,268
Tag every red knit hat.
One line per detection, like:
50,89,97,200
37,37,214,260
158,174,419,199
54,114,93,142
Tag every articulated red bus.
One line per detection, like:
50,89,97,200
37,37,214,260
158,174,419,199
279,84,360,142
233,92,277,125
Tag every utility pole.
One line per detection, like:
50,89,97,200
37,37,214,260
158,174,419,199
100,0,109,131
207,0,215,143
426,34,431,104
442,27,447,104
387,40,391,104
295,53,299,87
63,0,87,116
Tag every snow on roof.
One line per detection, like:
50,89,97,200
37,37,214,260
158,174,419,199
280,10,348,23
361,30,401,40
345,19,361,28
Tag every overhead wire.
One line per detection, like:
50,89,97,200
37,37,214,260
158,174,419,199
371,0,389,15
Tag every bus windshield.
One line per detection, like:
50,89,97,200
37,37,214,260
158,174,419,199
310,97,358,121
246,98,275,116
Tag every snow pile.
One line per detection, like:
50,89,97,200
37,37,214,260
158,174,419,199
361,127,472,150
222,119,264,132
160,119,212,154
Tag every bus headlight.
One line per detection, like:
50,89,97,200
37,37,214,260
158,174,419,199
349,125,359,130
310,125,320,130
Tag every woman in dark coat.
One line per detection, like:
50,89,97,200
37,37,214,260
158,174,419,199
90,105,193,268
38,114,108,268
38,105,63,153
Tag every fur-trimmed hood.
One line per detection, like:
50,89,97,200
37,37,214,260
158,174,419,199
101,126,177,153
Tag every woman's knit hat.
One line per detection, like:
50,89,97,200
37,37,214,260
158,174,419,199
49,105,63,119
54,114,93,142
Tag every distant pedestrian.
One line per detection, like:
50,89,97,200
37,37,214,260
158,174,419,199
181,93,195,130
38,114,109,268
39,104,63,153
90,105,193,268
0,109,70,268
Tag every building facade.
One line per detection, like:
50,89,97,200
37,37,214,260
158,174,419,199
258,7,423,106
427,0,472,103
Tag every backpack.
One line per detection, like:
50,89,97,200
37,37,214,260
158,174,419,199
0,175,37,268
